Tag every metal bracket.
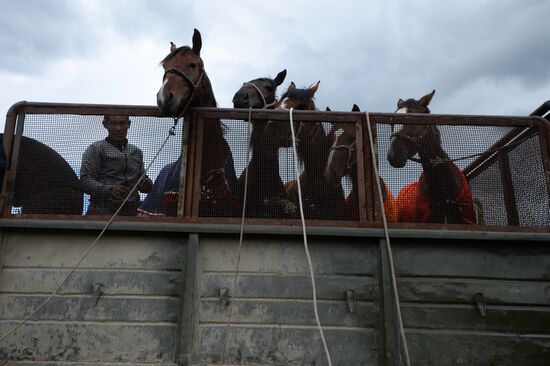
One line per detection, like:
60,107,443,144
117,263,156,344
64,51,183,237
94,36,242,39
219,287,229,307
474,292,486,317
91,282,105,307
346,289,356,313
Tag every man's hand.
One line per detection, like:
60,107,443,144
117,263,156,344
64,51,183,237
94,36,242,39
110,183,130,200
138,175,153,193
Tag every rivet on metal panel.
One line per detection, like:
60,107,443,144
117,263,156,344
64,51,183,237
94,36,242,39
91,282,104,307
474,292,487,317
346,289,356,313
219,287,229,307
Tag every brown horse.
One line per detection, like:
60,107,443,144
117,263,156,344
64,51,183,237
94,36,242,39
232,70,287,109
324,105,397,222
154,29,238,217
273,81,346,220
387,90,475,224
232,71,296,218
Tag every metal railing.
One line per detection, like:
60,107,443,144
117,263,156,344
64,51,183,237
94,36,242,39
2,101,550,232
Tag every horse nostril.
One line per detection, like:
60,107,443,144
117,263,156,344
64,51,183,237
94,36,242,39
167,92,174,102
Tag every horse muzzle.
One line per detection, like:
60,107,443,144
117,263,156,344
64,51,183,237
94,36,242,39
387,150,408,168
232,91,250,108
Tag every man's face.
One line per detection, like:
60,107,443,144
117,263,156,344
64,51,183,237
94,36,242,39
104,116,130,143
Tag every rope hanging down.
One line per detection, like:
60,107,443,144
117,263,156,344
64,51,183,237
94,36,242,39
289,108,333,366
0,118,181,344
219,107,253,365
365,111,412,366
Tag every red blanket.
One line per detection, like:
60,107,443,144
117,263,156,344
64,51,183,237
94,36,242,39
396,167,475,223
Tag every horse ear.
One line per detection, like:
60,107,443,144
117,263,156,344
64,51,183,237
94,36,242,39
352,104,360,112
192,28,202,55
274,69,287,86
419,89,435,107
326,106,331,111
397,98,406,109
170,42,177,53
288,82,296,92
308,80,320,96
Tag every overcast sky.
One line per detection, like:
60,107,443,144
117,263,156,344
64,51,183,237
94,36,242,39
1,0,550,128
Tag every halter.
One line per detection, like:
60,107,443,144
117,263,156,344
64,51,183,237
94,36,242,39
242,82,278,109
163,67,205,123
390,123,437,145
330,141,357,169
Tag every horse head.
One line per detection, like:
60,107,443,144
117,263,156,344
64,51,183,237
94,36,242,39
233,69,287,109
267,81,321,149
324,104,360,187
387,89,437,168
157,29,215,116
276,81,319,111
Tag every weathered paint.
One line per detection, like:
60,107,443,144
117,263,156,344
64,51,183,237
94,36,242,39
0,228,549,365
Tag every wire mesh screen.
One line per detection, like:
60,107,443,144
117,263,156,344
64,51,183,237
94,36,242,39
505,132,549,226
377,121,550,226
468,161,507,226
12,113,182,216
198,117,357,221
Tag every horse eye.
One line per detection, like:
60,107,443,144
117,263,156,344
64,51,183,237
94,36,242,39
189,63,197,68
265,85,274,92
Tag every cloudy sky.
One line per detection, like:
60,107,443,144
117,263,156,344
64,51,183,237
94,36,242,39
1,0,550,128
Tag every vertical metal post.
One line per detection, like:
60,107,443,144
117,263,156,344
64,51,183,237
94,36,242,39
177,112,191,218
378,238,399,365
3,113,26,217
175,233,199,365
498,150,519,226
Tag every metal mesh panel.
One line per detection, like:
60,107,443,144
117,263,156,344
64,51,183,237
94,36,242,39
12,113,181,216
198,117,357,221
469,162,507,226
508,133,550,227
377,122,519,225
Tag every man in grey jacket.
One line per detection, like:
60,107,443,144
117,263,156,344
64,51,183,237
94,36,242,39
80,115,152,215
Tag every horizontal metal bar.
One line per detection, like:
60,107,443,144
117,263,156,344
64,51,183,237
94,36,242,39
1,219,550,242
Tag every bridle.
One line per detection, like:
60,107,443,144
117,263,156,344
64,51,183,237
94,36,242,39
163,66,205,122
242,82,278,109
390,123,438,146
330,140,357,169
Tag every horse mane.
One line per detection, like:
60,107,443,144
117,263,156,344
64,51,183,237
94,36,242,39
160,46,192,65
280,87,316,101
197,72,218,107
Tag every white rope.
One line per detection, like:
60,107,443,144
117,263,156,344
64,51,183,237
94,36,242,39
364,111,412,366
243,82,278,109
0,122,179,344
219,107,253,365
289,108,333,366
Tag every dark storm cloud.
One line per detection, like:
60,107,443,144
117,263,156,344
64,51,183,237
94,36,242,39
257,0,550,115
0,1,90,73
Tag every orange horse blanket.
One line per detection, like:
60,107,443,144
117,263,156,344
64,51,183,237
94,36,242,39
396,167,475,223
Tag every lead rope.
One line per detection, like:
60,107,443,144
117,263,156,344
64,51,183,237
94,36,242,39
243,82,278,109
365,112,412,366
219,107,253,365
289,108,333,366
0,118,181,344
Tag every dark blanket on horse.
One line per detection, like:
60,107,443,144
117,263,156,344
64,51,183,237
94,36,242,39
138,138,238,216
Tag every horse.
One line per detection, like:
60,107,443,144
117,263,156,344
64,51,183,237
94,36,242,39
272,81,346,220
386,90,476,224
1,134,83,215
141,28,238,217
324,105,397,222
232,70,297,218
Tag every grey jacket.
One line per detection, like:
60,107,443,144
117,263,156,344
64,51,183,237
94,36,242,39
80,139,145,215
